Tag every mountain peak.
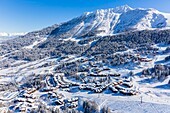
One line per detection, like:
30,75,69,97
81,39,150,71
113,5,133,13
51,5,170,38
94,5,133,15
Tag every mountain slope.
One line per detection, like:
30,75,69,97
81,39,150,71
0,5,170,61
50,5,170,38
0,5,170,113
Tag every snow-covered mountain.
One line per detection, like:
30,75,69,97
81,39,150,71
50,5,170,37
0,32,26,43
0,5,170,113
0,32,26,37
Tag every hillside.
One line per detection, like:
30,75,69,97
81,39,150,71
0,5,170,113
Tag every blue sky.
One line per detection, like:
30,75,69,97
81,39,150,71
0,0,170,33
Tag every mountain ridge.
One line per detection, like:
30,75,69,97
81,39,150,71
0,5,170,113
49,5,170,38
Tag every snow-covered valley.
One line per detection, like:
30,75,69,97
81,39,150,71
0,5,170,113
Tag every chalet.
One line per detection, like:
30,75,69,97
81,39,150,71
27,103,32,107
112,81,119,86
69,83,79,87
0,108,9,113
65,102,78,108
109,73,121,77
124,78,131,82
79,84,95,91
79,85,85,90
71,97,78,102
60,84,70,88
115,85,125,90
89,73,98,77
119,89,138,96
100,84,107,90
22,93,31,98
109,86,118,93
42,88,53,92
54,99,64,105
26,98,34,103
31,103,39,109
122,82,133,88
94,88,103,93
65,97,78,103
54,73,65,77
76,72,88,77
80,58,89,63
62,88,70,92
116,80,123,85
56,93,64,99
138,57,152,62
14,98,26,103
89,62,97,67
87,84,96,90
48,92,57,98
20,106,26,112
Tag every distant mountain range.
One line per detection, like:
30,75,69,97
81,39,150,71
0,32,26,37
0,32,26,43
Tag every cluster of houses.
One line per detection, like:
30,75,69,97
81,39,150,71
11,88,38,112
10,84,79,112
4,68,139,112
30,70,139,98
63,97,78,109
37,71,138,96
78,75,138,95
111,81,138,96
40,91,79,110
40,91,63,105
8,71,138,112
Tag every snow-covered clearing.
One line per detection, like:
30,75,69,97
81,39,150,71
24,37,47,49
